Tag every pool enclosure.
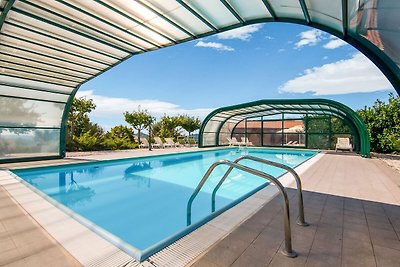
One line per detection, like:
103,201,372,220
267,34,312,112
0,0,398,162
199,99,370,157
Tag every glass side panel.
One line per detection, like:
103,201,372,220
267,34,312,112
203,120,223,133
306,116,330,133
331,117,352,133
0,84,69,103
283,133,306,146
0,128,60,160
307,134,330,149
305,0,343,32
218,132,230,145
228,0,271,20
348,0,400,67
202,132,216,146
246,133,261,146
185,0,238,28
283,119,305,133
263,133,283,146
268,0,304,19
0,97,64,128
233,121,245,133
246,120,261,134
263,120,282,133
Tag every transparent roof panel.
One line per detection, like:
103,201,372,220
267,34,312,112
268,0,305,19
228,0,271,21
0,84,69,103
184,0,239,28
0,75,74,94
305,0,343,32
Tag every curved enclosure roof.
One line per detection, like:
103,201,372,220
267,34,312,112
199,99,370,157
0,0,397,162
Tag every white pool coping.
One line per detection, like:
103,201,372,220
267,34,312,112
0,150,324,267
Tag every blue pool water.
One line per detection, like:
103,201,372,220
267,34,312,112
13,148,316,260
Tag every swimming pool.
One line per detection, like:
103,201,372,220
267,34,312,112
13,148,317,261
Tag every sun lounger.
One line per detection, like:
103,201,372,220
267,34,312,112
154,137,172,148
165,138,180,147
139,138,149,148
335,137,353,152
227,137,241,146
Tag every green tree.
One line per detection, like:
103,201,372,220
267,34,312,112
358,93,400,153
124,109,154,145
67,97,104,151
180,115,201,138
102,125,137,150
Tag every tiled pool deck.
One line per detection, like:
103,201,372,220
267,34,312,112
1,148,400,266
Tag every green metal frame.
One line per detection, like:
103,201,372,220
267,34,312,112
199,99,370,157
0,0,398,162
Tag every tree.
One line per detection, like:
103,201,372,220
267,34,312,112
124,109,154,145
102,125,137,150
358,93,400,153
180,115,201,138
67,97,104,151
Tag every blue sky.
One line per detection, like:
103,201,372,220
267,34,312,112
78,23,394,130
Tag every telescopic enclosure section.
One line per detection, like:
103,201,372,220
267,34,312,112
0,0,398,162
199,99,370,157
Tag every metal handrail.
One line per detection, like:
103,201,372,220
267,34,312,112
186,159,297,258
211,155,308,226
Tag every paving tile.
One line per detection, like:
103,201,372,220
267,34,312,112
374,244,400,267
342,238,375,267
199,245,239,267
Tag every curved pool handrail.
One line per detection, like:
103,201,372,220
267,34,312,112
211,155,308,226
186,159,297,258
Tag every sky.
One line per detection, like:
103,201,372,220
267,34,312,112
78,23,395,130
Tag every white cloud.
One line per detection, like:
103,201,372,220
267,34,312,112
217,25,262,41
195,41,234,51
323,38,347,49
278,48,285,53
280,53,393,95
265,35,274,40
75,90,213,120
295,29,324,49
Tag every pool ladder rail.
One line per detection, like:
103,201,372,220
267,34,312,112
186,155,309,258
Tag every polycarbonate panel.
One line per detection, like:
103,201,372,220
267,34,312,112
0,61,84,83
0,53,90,80
202,133,216,146
283,133,305,146
0,75,75,94
184,0,238,27
263,133,283,146
74,0,170,46
0,34,108,70
263,120,282,133
218,132,230,145
10,4,129,59
305,0,343,32
0,84,69,103
110,1,189,40
0,67,78,88
0,128,60,160
18,0,143,53
0,97,65,128
228,0,271,20
145,0,211,35
203,119,223,133
268,0,305,19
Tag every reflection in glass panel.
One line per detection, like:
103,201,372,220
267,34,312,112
0,128,60,159
0,97,64,128
283,119,305,133
263,120,282,133
202,133,216,146
204,119,222,132
283,133,305,146
348,0,400,67
307,134,330,149
263,133,282,146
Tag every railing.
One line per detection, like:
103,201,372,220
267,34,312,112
186,159,297,258
211,155,308,226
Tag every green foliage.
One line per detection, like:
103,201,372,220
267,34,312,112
67,97,104,151
180,115,201,137
102,125,137,150
124,109,155,144
358,93,400,153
